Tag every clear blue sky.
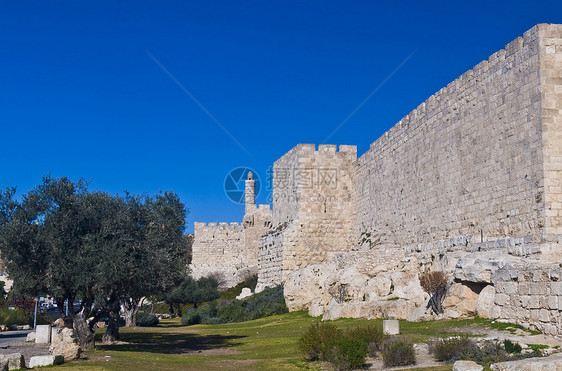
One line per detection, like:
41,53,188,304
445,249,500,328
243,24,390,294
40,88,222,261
1,1,560,233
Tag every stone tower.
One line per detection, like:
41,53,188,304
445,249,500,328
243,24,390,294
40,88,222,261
245,171,255,213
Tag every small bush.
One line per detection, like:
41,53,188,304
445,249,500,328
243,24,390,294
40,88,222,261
298,322,342,361
431,336,478,362
181,311,201,325
330,337,368,371
135,312,159,327
0,306,31,327
346,325,385,356
471,340,511,366
504,339,522,354
382,339,416,367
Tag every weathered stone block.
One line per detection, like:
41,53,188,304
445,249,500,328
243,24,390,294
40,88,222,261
383,319,399,335
495,293,510,306
491,352,562,370
35,325,51,344
29,355,64,368
0,353,25,370
453,360,483,371
551,282,562,295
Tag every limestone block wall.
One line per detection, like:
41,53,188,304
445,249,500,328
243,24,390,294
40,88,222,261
491,261,562,336
354,24,562,252
191,222,246,265
540,24,562,236
190,222,248,286
257,144,357,290
243,204,272,266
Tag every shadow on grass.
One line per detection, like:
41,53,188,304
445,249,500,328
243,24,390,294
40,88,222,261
96,331,246,355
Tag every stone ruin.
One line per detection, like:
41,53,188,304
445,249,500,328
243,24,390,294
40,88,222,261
192,24,562,336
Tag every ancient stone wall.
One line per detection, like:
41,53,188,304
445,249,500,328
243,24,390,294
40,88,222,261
354,25,549,250
491,260,562,336
243,204,272,266
191,222,246,265
190,222,247,286
256,144,357,290
191,172,273,288
540,24,562,237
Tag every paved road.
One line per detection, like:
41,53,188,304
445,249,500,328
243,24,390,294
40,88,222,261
0,330,32,348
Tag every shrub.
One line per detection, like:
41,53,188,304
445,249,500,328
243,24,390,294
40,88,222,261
503,339,522,354
430,336,478,362
298,322,342,361
382,339,416,367
219,274,258,301
217,285,287,323
419,271,448,314
346,325,385,356
431,338,512,367
0,306,30,327
135,312,159,327
299,323,386,370
330,337,368,371
471,340,511,366
181,311,201,326
180,285,287,325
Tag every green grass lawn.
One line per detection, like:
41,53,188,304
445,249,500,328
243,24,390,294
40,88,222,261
51,312,512,370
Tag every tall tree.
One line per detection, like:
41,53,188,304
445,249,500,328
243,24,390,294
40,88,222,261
0,177,97,348
89,191,187,343
0,177,189,346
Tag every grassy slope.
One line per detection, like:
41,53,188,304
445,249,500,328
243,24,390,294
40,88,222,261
54,311,524,371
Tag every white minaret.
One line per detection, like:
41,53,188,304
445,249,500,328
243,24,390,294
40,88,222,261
245,171,255,213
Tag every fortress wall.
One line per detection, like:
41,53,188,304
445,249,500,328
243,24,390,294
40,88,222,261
491,261,562,336
243,205,272,266
257,144,357,290
191,222,246,266
540,24,562,236
354,25,549,249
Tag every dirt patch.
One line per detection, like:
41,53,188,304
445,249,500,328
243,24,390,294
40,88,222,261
0,340,50,368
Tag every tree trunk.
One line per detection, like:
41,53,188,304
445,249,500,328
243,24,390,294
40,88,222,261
175,304,182,318
102,294,121,344
73,296,95,349
73,316,95,349
123,297,143,327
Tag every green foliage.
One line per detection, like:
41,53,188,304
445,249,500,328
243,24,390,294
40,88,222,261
331,337,368,371
460,340,511,366
298,322,342,361
430,336,479,362
503,339,522,354
135,312,159,327
163,276,220,317
180,285,288,325
381,338,416,367
298,322,386,370
182,311,201,326
219,274,258,301
345,324,385,356
527,343,549,351
0,306,31,327
0,177,188,345
217,285,287,323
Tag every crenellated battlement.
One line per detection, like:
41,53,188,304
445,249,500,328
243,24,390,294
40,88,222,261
369,24,544,153
194,221,243,230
